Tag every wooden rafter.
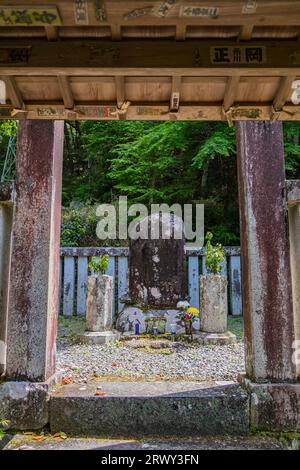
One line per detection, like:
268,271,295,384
239,25,254,42
57,74,74,109
273,75,296,112
1,76,24,109
223,76,240,111
45,26,59,41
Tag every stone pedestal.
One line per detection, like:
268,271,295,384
79,274,120,344
116,306,200,334
200,275,228,333
240,377,300,432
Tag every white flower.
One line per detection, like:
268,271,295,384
177,300,190,309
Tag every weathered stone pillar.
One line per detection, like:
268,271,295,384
5,120,64,382
287,180,300,379
236,121,296,383
0,183,14,375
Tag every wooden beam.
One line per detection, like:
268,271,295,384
239,25,254,41
223,76,240,111
45,26,59,41
1,40,300,78
1,76,24,109
57,74,74,109
170,76,181,111
273,75,296,111
1,103,300,122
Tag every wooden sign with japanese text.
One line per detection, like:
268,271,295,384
210,46,266,65
0,5,61,26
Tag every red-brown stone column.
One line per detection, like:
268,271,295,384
236,121,296,383
5,120,64,382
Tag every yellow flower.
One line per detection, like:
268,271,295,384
187,307,199,316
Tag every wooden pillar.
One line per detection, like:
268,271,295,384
5,120,64,382
236,121,296,383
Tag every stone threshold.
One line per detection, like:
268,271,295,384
49,381,249,437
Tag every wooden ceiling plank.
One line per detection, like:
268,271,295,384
273,75,296,111
57,74,74,109
223,76,240,111
1,1,300,26
1,76,24,109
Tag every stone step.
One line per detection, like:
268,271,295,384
50,381,249,437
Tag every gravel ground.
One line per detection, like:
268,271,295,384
56,319,245,383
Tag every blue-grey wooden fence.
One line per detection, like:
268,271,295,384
59,246,242,317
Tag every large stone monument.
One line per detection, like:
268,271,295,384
117,213,199,334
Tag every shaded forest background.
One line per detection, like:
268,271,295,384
0,120,300,246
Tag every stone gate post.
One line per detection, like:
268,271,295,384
287,180,300,379
5,120,64,383
0,183,14,375
236,121,300,432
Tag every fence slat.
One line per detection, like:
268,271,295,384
63,256,75,317
106,256,116,316
229,255,242,316
118,256,128,314
188,256,199,309
77,256,88,316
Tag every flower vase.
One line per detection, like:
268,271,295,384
184,320,193,338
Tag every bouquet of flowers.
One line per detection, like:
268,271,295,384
176,301,199,337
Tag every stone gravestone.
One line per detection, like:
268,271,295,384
117,213,198,334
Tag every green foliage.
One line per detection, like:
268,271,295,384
205,231,225,274
61,205,98,247
1,120,300,247
88,254,109,275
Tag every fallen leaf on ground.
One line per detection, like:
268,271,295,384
60,376,73,385
32,435,47,441
111,362,118,368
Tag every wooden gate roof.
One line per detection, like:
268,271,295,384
1,0,300,121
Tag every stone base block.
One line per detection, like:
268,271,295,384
241,377,300,432
50,382,249,437
117,306,200,334
0,381,50,431
193,331,237,345
78,330,120,345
